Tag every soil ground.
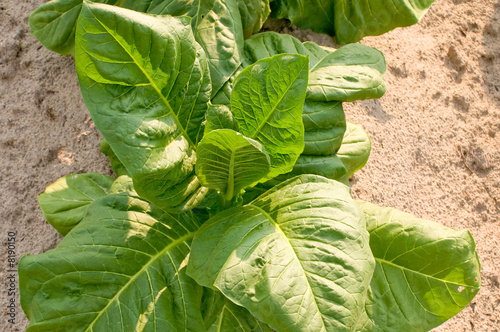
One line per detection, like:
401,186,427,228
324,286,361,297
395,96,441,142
1,0,499,330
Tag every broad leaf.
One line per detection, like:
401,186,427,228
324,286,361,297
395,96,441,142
303,100,345,155
307,44,386,103
30,0,243,96
231,54,309,180
211,77,237,106
302,100,344,131
266,154,348,190
100,139,129,177
108,174,137,196
196,129,271,200
270,0,435,44
242,32,334,69
270,0,336,39
334,0,435,45
75,3,211,211
188,175,374,332
215,32,334,107
28,0,118,55
201,289,271,331
337,122,372,178
131,0,244,96
289,154,347,180
239,33,385,157
37,173,114,236
242,33,386,104
20,192,205,331
204,104,238,135
237,0,271,39
357,201,481,332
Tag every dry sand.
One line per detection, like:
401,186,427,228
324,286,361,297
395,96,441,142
1,0,498,330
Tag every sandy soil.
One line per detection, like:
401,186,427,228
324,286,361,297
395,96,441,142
1,0,499,331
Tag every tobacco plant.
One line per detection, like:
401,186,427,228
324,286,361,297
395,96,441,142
19,1,480,331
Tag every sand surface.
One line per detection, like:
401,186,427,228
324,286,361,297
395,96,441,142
1,0,499,330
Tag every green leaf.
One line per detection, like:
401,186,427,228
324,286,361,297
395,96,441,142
211,78,236,107
243,32,333,70
270,0,434,44
108,174,137,195
161,0,244,96
231,54,309,180
334,0,435,45
303,100,345,155
31,0,243,96
357,201,481,332
202,289,271,332
240,33,385,156
307,44,386,103
337,122,372,178
75,3,211,211
303,41,336,63
29,0,117,55
242,34,386,103
196,129,271,200
100,139,129,177
20,192,205,331
188,175,374,332
290,154,347,180
204,104,238,136
270,0,336,37
37,173,114,236
266,154,347,188
208,300,271,332
29,0,82,55
237,0,270,39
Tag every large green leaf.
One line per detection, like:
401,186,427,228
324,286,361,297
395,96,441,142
307,43,386,103
270,0,336,39
242,32,334,69
270,0,435,44
238,33,385,156
215,32,386,108
263,153,348,191
100,139,130,177
237,0,271,38
30,0,243,96
243,32,386,99
29,0,118,55
242,33,387,103
75,3,211,211
231,54,308,180
37,173,114,236
334,0,435,44
108,174,137,195
356,201,481,332
188,175,375,331
124,0,244,96
303,100,345,155
201,289,271,331
196,129,271,200
337,122,372,178
289,154,347,180
203,104,238,136
223,32,335,109
20,192,205,331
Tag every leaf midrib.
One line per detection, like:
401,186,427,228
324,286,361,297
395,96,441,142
88,7,196,148
225,148,235,200
84,232,195,331
248,204,328,331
